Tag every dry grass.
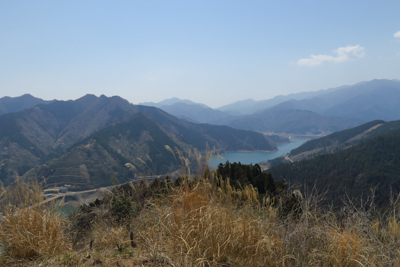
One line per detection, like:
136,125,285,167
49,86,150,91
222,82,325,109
0,177,68,260
0,207,67,259
4,173,400,266
156,180,282,266
0,176,44,212
131,178,400,267
90,222,131,251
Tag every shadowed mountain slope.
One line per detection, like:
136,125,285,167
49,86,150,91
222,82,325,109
23,113,182,190
23,111,277,190
0,95,277,187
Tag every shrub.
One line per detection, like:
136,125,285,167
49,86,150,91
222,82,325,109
111,195,136,224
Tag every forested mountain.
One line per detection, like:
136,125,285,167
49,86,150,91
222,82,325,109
0,94,52,116
288,119,400,161
268,129,400,208
0,95,277,188
22,114,182,190
265,119,400,168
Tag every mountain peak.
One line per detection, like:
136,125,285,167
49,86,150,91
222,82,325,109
0,94,51,116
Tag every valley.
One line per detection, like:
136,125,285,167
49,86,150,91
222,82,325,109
2,79,400,195
2,3,400,265
2,79,400,266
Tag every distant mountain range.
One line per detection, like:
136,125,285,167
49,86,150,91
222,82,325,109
0,95,277,190
139,98,230,124
140,97,210,109
218,109,362,135
269,79,400,122
215,84,348,115
141,79,400,135
2,78,400,190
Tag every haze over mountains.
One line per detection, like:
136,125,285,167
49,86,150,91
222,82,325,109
1,78,400,191
141,79,400,135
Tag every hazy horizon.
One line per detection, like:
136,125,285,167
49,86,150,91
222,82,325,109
2,78,400,110
1,1,400,108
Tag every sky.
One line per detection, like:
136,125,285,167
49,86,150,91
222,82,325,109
1,1,400,108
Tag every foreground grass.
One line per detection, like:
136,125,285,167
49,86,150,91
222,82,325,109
1,175,400,266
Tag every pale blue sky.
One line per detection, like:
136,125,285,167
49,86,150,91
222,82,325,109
1,1,399,108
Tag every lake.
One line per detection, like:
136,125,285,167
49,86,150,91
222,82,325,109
210,138,309,168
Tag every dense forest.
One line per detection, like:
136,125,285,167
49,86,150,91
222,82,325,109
217,161,279,195
290,119,400,158
268,129,400,208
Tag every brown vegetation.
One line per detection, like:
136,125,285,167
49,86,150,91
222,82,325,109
0,177,68,261
2,172,400,266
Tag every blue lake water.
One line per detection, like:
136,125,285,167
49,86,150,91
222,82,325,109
210,138,309,168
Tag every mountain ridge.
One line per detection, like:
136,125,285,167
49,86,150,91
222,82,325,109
0,95,277,188
0,94,53,116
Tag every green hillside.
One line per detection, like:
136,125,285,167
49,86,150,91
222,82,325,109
268,129,400,208
289,119,400,161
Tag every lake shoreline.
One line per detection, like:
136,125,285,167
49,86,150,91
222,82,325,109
229,149,278,153
211,138,310,168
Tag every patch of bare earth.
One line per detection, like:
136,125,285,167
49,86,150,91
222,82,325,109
346,124,383,144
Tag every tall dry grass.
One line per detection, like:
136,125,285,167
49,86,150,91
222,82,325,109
158,179,283,266
130,176,400,266
3,167,400,266
0,176,44,212
0,208,67,258
0,177,68,259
